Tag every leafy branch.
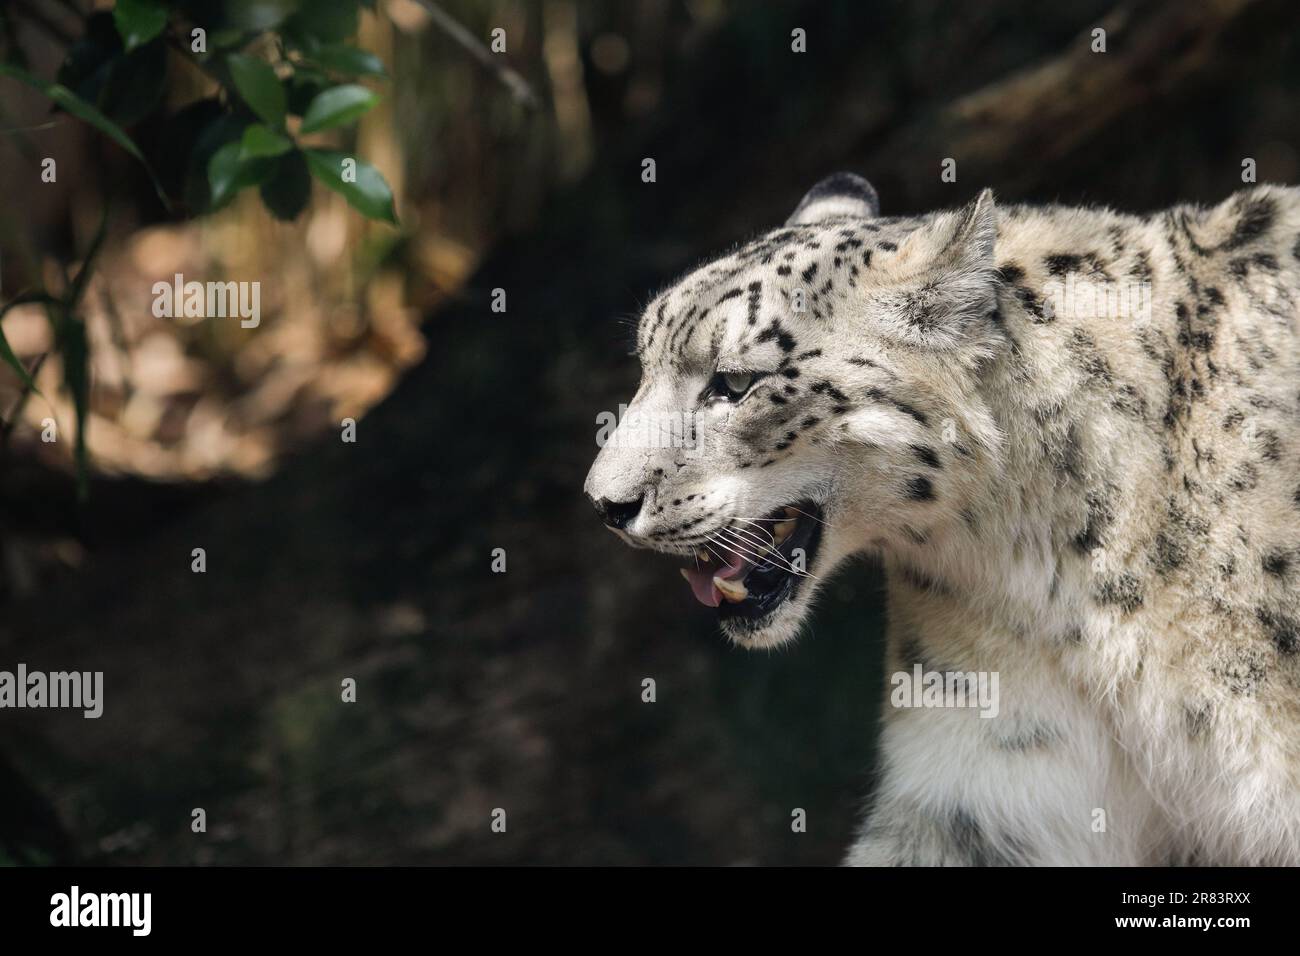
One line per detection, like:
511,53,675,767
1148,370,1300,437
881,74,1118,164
0,0,401,497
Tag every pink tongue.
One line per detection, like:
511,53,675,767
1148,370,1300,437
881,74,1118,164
683,554,752,607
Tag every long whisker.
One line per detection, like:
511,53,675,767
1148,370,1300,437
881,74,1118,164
735,507,830,528
726,525,789,565
728,522,774,550
724,523,825,581
728,521,805,571
703,541,730,566
722,529,823,583
785,506,829,527
705,533,747,566
718,528,807,577
711,530,776,569
734,518,793,551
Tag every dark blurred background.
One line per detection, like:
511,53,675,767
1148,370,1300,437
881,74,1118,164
0,0,1298,865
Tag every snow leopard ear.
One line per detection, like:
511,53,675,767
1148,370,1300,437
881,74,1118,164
878,190,999,348
899,188,997,271
944,188,997,266
786,172,880,225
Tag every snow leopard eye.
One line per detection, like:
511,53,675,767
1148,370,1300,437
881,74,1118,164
706,370,757,402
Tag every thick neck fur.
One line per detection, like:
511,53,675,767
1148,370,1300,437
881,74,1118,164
877,220,1167,651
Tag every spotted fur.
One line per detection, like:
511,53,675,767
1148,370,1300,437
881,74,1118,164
586,174,1300,865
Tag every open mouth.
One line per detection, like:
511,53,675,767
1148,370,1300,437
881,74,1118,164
679,501,823,620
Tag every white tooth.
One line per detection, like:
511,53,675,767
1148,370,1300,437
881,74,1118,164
771,519,797,544
679,568,693,582
697,548,711,562
713,575,749,603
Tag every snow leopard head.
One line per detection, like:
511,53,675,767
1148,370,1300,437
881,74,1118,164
585,174,1006,648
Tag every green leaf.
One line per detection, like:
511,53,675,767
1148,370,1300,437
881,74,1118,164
113,0,168,52
184,113,250,212
285,74,326,116
0,293,59,394
67,206,111,313
260,150,312,221
284,1,358,45
0,326,37,393
98,37,168,127
300,83,378,133
207,142,245,207
57,313,91,501
210,29,249,49
56,12,121,105
0,61,169,207
226,53,287,128
225,0,300,32
304,149,396,224
309,44,386,77
61,205,111,502
240,123,293,159
207,141,273,208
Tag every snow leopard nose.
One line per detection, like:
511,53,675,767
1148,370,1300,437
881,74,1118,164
590,493,644,530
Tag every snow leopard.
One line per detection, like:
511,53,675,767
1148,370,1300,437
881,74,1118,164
584,173,1300,865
